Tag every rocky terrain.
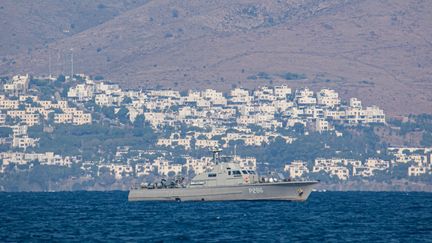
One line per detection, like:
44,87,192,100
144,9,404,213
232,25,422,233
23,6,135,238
1,0,431,115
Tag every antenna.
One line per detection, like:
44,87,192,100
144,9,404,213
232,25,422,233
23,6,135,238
58,49,63,75
61,50,65,75
212,147,222,165
48,48,52,78
70,48,74,79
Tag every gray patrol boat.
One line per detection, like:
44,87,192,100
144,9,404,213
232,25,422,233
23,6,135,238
128,149,318,202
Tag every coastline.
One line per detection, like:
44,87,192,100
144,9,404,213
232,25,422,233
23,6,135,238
1,179,431,192
317,179,432,192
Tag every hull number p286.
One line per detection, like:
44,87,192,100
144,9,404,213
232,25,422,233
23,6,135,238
248,187,264,194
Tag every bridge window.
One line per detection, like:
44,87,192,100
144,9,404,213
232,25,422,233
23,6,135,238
208,173,217,177
232,170,241,176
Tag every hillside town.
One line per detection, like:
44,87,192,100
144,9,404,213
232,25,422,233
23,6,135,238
0,74,431,189
285,147,432,180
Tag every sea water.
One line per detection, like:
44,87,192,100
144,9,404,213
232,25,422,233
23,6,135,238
1,191,431,242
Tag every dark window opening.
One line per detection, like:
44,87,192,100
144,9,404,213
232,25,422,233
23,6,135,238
232,170,241,176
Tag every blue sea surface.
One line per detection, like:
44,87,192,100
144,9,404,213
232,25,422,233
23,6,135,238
1,191,431,242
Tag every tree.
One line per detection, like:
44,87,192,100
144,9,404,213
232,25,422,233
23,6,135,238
56,75,66,82
292,123,305,135
18,104,26,110
171,9,179,18
279,72,306,80
101,106,115,119
133,115,145,128
94,75,104,80
117,107,130,124
248,124,264,134
24,97,33,104
122,97,132,105
197,134,207,140
421,132,432,146
0,127,12,137
170,105,179,112
190,137,196,149
402,149,411,156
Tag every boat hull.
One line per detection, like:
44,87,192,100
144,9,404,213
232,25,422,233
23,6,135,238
128,181,318,202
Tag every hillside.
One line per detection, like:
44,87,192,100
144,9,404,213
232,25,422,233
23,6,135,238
0,0,149,55
1,0,431,115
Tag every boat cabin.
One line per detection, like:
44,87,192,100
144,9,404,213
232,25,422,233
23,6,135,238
189,159,259,187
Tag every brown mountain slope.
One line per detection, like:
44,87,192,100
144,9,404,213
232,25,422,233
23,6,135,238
0,0,149,55
1,0,431,116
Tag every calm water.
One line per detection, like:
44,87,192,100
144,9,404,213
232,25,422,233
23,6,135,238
1,191,431,242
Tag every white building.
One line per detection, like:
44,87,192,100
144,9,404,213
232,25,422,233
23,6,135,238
12,136,39,149
273,85,291,99
284,161,309,178
408,165,429,176
317,89,340,107
3,74,30,94
315,119,332,133
98,164,134,179
67,84,95,101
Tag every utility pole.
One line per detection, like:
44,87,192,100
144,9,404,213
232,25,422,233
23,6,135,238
60,50,64,75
